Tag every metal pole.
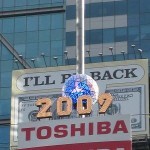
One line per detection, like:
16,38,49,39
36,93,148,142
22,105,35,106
76,0,85,74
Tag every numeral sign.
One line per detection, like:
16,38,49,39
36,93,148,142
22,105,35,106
98,93,112,114
36,94,113,118
35,98,52,119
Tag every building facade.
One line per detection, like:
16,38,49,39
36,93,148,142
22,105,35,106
66,0,150,63
0,0,150,149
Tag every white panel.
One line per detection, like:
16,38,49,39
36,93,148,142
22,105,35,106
102,43,115,55
103,16,115,29
115,15,127,28
66,0,122,5
66,16,127,32
85,0,90,4
66,20,76,32
66,46,76,58
67,0,124,6
66,0,76,6
85,0,122,4
85,19,90,30
87,18,103,30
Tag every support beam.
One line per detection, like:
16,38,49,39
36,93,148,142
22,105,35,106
0,6,65,18
76,0,85,74
0,34,31,69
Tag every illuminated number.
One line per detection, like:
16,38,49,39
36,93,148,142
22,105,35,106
57,97,72,117
77,95,92,115
98,93,112,114
35,98,52,119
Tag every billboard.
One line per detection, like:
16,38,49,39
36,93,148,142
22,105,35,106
18,115,131,150
10,59,149,148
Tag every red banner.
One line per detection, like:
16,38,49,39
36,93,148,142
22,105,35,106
19,141,132,150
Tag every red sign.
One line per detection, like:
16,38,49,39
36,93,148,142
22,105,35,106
19,141,132,150
18,115,132,150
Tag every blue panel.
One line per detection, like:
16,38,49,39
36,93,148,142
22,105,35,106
27,16,38,31
103,28,114,43
1,45,13,60
39,30,51,42
3,0,14,7
86,2,102,18
103,1,114,16
66,5,76,20
14,44,26,56
141,24,150,40
141,40,150,51
66,31,76,46
128,41,140,54
128,26,139,41
51,40,63,56
27,31,38,43
3,33,14,44
0,72,12,87
27,0,39,5
1,60,13,72
52,0,64,4
0,0,2,10
140,13,150,25
86,29,102,44
15,16,26,32
115,0,127,15
40,0,52,4
51,13,64,29
39,15,51,30
2,18,14,33
0,126,10,147
39,41,50,56
128,0,139,14
0,20,2,32
0,100,10,119
51,29,64,40
14,32,26,44
128,15,140,26
15,0,27,6
0,88,11,99
26,43,38,58
115,27,127,42
140,0,150,13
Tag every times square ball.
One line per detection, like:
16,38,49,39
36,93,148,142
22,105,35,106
62,74,99,104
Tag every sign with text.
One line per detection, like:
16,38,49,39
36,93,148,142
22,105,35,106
10,59,149,148
18,115,132,150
